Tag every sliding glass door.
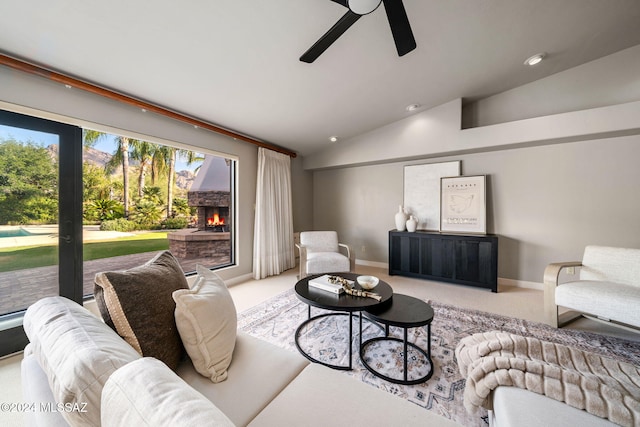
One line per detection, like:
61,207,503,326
0,110,82,356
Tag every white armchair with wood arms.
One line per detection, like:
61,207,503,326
296,231,355,279
544,245,640,330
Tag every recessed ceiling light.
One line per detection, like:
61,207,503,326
329,136,338,142
141,108,147,113
64,84,72,89
524,53,545,66
405,104,421,112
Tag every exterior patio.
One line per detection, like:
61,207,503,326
0,249,229,316
0,225,230,316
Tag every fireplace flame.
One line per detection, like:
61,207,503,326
207,214,225,226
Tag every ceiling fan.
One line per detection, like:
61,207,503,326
300,0,416,63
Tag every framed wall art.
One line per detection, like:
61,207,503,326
403,161,460,231
440,175,486,234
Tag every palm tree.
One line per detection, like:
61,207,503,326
130,144,203,219
150,146,168,185
82,129,109,198
168,149,203,218
130,198,163,225
82,129,107,149
141,186,163,204
129,140,155,198
106,136,131,218
87,198,123,221
166,147,177,218
151,147,202,218
182,150,204,170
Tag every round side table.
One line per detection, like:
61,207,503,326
360,294,434,385
294,273,393,370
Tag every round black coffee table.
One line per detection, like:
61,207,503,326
294,273,393,370
360,294,434,384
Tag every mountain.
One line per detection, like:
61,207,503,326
46,144,58,161
83,146,112,167
46,145,195,190
175,170,196,190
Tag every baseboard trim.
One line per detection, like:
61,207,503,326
498,277,543,290
226,273,254,287
356,259,389,269
356,260,544,290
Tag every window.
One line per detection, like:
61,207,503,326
0,110,236,357
80,131,236,301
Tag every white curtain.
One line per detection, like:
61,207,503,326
253,147,295,279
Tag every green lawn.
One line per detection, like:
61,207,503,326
0,232,169,272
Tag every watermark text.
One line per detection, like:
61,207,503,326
1,401,88,413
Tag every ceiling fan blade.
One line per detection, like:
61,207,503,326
329,0,349,7
300,11,361,63
382,0,416,56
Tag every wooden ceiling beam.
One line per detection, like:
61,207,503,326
0,53,297,158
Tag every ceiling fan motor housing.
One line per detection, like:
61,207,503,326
348,0,382,15
300,0,415,63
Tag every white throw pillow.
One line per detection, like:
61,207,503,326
23,296,141,427
173,265,237,382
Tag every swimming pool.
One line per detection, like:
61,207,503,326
0,229,32,238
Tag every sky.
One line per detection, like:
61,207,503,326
0,124,58,146
0,125,201,172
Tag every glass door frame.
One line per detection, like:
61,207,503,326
0,110,83,356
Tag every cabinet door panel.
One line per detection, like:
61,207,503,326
426,238,455,278
390,235,402,271
400,236,421,273
420,238,433,275
456,240,480,282
477,241,496,285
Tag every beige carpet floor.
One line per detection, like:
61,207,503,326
1,264,638,427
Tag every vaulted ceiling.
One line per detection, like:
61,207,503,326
2,0,640,156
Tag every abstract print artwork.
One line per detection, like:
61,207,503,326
440,175,486,234
403,161,461,231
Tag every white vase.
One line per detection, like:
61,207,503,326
394,205,408,231
406,215,418,232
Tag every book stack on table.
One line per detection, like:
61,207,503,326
308,274,350,294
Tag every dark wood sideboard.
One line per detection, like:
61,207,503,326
389,230,498,292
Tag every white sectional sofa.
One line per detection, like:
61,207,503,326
21,296,458,427
489,386,618,427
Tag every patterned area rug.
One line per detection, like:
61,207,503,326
237,289,640,427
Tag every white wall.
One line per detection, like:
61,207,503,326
308,44,640,286
0,67,258,281
304,96,640,171
304,45,640,171
313,136,640,283
463,44,640,128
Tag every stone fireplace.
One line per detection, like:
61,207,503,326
168,155,232,262
202,206,229,232
189,191,231,232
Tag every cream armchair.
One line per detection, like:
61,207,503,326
296,231,355,279
544,245,640,329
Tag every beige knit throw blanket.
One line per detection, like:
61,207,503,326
455,331,640,426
